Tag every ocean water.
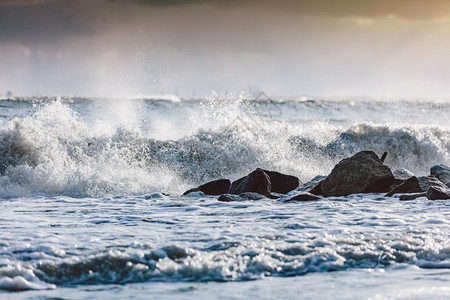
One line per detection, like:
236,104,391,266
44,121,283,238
0,96,449,299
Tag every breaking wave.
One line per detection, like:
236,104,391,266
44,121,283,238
0,99,449,198
1,234,449,290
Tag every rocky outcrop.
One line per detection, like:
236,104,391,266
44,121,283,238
321,151,395,197
262,169,300,194
385,176,422,197
183,179,231,196
281,192,322,202
430,164,450,187
427,185,450,200
229,168,272,197
218,192,267,202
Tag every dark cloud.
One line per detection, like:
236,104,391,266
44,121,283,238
126,0,450,19
0,0,56,5
0,0,95,44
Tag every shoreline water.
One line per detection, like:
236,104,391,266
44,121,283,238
0,98,449,298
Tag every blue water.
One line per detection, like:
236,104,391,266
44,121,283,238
0,97,449,299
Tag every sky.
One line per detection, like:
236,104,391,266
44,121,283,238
1,0,450,99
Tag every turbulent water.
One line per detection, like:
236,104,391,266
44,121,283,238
0,96,449,299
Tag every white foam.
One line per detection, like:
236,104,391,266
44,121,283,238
0,266,55,291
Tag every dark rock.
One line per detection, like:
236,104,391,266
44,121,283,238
418,176,447,192
385,176,423,197
218,194,241,202
281,192,322,202
309,181,323,195
218,192,267,202
229,168,272,197
239,192,267,200
321,151,395,197
296,175,327,194
262,169,300,193
399,192,427,201
388,168,415,190
183,179,231,196
430,164,450,187
380,151,387,163
427,185,450,200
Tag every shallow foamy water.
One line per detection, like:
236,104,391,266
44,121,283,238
1,194,450,299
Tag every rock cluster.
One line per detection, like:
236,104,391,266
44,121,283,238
182,150,450,202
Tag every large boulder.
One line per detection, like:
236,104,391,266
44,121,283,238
229,168,272,197
427,185,450,200
321,151,395,197
183,179,231,196
430,164,450,187
262,169,300,193
385,176,423,197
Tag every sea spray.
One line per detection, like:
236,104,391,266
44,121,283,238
0,98,449,198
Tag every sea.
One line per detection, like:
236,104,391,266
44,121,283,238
0,95,449,299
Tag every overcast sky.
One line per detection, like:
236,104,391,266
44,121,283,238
1,0,450,99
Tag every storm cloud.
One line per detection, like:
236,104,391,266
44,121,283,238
128,0,450,19
0,1,97,44
1,0,450,98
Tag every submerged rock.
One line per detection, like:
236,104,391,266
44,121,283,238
183,179,231,196
321,151,395,197
399,192,427,201
262,169,300,194
427,185,450,200
229,168,272,197
385,176,422,197
430,164,450,187
218,192,267,202
281,192,322,202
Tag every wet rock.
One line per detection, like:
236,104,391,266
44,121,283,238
309,181,324,195
388,168,415,191
321,151,395,197
281,192,322,202
183,179,231,196
430,164,450,187
218,194,240,202
427,185,450,200
218,192,266,202
385,176,423,197
262,169,300,194
399,192,427,201
296,175,327,194
418,176,447,192
229,168,272,197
